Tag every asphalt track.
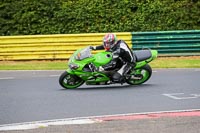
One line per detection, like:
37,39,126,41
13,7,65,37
0,69,200,132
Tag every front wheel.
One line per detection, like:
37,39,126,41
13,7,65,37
59,71,85,89
126,64,152,85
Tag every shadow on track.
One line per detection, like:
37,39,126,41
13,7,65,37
59,83,157,91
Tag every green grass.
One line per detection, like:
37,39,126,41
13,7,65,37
150,56,200,68
0,61,68,70
0,56,200,70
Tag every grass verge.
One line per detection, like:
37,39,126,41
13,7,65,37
149,56,200,68
0,56,200,70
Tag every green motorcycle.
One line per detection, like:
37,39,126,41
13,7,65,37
59,46,158,89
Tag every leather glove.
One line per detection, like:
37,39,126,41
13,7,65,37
89,46,95,50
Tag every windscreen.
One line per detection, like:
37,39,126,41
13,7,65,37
75,47,92,60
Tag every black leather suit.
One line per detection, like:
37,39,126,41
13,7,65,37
93,40,136,83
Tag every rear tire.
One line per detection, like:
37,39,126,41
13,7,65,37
59,71,84,89
126,64,152,85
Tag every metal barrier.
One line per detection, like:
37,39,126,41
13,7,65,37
132,30,200,56
1,30,199,61
0,33,131,60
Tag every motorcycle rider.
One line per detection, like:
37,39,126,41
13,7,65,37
90,33,136,83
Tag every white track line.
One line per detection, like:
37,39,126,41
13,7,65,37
0,75,59,80
0,119,97,131
0,77,15,80
0,109,200,131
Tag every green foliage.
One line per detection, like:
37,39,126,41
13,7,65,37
0,0,200,35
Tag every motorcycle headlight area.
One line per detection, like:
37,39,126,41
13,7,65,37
69,63,79,70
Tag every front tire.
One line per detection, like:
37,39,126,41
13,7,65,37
126,64,152,85
59,71,85,89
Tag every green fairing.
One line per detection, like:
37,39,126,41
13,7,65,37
67,50,112,71
93,52,112,67
66,48,112,81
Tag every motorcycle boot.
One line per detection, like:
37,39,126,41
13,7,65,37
123,62,135,76
112,72,125,83
112,64,126,83
112,62,135,83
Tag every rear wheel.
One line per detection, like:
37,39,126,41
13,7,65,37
126,64,152,85
59,71,84,89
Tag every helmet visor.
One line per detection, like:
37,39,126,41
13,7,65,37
104,41,113,50
104,39,114,46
